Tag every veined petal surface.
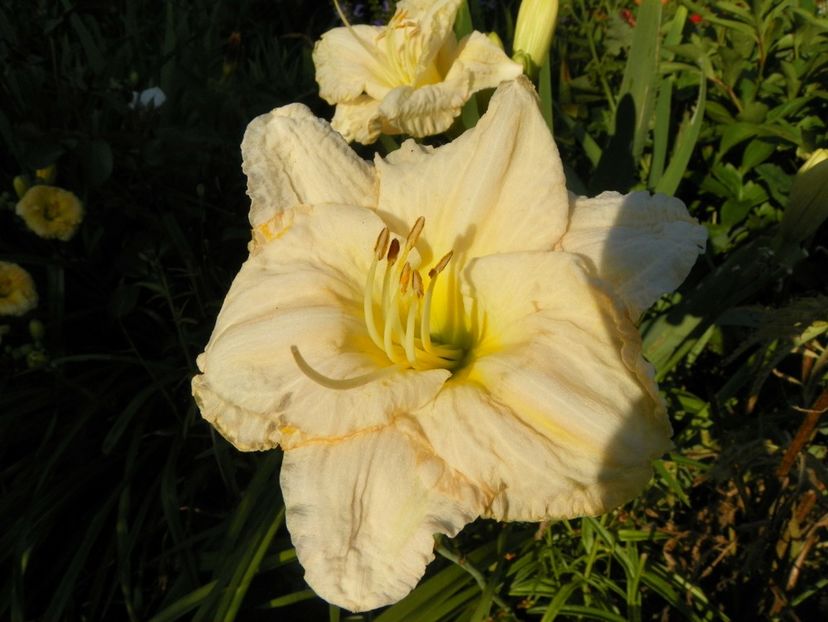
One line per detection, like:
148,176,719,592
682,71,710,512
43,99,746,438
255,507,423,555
417,251,671,521
281,424,479,612
378,78,470,138
242,103,376,228
375,77,569,262
331,95,385,145
314,24,394,102
444,31,523,92
193,204,449,449
559,191,707,318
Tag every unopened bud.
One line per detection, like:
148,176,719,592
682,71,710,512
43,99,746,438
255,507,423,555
512,0,559,76
29,319,45,341
13,175,30,200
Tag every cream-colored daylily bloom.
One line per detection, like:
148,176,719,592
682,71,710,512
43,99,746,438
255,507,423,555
313,0,522,144
0,262,38,316
192,77,706,611
16,185,84,241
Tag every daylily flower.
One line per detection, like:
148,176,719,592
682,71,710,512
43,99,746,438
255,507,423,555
0,261,38,317
192,77,706,611
16,185,84,241
313,0,522,144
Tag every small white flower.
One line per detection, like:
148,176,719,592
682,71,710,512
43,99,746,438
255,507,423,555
129,86,166,110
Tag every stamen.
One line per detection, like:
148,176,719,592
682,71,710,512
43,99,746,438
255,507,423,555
291,345,398,390
411,270,424,298
406,216,425,250
429,250,453,278
404,298,417,365
387,238,400,264
303,218,466,389
374,227,390,260
399,262,412,294
422,251,453,354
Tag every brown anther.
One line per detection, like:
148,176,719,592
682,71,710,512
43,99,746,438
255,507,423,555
399,262,412,293
428,250,453,278
387,238,400,265
412,270,424,297
374,227,390,260
406,216,425,249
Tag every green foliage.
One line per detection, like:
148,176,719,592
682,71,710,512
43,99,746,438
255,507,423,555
1,0,827,621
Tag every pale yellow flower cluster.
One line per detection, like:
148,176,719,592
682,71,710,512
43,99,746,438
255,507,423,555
193,73,706,611
0,261,38,317
313,0,522,144
16,185,84,241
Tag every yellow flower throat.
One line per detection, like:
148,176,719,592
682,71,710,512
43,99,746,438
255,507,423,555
292,217,465,390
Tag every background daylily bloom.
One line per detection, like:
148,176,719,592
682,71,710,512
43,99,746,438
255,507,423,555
192,77,706,611
16,185,84,241
312,0,522,144
0,261,38,316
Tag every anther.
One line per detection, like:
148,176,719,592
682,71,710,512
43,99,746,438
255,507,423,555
387,238,400,264
429,250,453,278
374,227,390,260
399,262,412,293
406,216,425,249
412,270,424,297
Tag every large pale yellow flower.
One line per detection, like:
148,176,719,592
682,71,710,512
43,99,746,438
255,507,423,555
192,77,706,611
313,0,523,144
0,262,38,316
16,185,84,241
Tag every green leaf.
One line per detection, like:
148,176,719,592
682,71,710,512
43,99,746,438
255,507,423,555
655,76,706,196
454,1,473,39
649,76,674,189
619,0,662,160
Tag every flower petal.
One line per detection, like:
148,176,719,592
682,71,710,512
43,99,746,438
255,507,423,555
331,95,384,144
193,204,450,449
375,77,569,262
378,78,470,138
281,424,480,612
559,191,707,318
313,24,394,102
241,103,376,227
443,31,523,92
417,251,671,521
393,0,464,78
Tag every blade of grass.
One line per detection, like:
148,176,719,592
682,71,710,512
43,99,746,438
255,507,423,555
216,505,285,620
43,491,118,622
147,582,217,622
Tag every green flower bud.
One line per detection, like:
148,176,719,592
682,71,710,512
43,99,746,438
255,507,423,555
512,0,559,76
29,319,45,341
13,175,30,200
